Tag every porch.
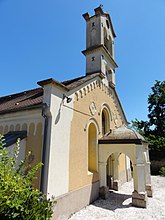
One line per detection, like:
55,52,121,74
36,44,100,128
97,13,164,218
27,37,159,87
98,124,153,208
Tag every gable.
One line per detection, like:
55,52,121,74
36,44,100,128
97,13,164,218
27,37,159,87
69,77,127,125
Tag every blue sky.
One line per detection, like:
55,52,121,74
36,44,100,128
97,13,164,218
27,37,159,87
0,0,164,122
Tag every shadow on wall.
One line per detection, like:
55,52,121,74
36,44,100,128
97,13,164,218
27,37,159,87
93,191,132,211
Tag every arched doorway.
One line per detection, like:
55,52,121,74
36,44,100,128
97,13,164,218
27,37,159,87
106,152,132,191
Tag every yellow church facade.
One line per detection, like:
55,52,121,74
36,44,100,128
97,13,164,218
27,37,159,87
0,6,152,219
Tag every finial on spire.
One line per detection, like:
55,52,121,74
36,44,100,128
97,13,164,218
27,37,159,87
100,4,103,8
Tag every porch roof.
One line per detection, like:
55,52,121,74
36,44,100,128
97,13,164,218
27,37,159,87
98,124,148,145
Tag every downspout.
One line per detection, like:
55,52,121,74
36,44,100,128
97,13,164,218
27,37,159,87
40,103,49,194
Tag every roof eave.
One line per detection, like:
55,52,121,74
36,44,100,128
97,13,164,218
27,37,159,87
98,139,147,145
66,73,105,91
0,103,43,116
82,45,118,68
37,78,69,91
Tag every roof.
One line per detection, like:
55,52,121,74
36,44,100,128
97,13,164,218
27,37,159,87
0,88,43,115
0,72,127,123
0,73,103,115
3,131,27,147
62,72,104,90
99,124,147,145
38,72,103,90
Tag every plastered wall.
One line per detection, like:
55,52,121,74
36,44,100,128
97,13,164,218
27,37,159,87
0,109,44,188
69,79,126,191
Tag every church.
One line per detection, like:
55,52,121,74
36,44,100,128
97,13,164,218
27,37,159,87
0,6,152,219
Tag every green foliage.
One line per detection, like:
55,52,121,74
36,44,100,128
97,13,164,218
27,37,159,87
148,80,165,136
131,80,165,152
0,134,55,220
159,167,165,177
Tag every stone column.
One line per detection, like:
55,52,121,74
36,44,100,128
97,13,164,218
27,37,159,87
144,148,153,197
132,163,148,208
98,161,109,199
99,161,107,186
113,154,119,191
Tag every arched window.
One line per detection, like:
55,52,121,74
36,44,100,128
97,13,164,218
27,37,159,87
104,28,113,56
104,28,108,50
102,108,110,135
88,123,97,172
108,35,113,56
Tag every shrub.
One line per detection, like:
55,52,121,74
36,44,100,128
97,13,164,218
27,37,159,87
159,167,165,177
0,134,55,220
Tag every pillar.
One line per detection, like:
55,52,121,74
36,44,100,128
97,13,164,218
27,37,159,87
98,161,109,199
132,163,148,208
99,161,107,186
144,148,153,197
107,156,113,189
113,154,119,191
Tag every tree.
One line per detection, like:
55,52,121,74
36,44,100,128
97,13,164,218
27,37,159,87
0,135,55,220
148,80,165,136
132,80,165,152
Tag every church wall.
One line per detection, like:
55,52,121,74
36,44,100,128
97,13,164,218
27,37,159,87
42,84,74,198
69,78,125,192
6,139,26,169
0,109,44,188
100,16,114,49
86,50,101,74
86,16,101,49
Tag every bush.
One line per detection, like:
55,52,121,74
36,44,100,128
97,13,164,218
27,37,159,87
0,134,55,220
159,167,165,177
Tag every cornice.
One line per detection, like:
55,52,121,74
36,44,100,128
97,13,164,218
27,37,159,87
82,45,118,68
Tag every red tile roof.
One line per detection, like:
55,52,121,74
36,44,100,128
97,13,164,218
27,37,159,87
0,88,43,114
0,73,103,115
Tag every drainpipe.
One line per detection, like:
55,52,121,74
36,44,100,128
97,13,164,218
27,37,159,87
40,103,49,194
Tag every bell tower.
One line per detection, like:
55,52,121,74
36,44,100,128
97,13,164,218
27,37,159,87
82,6,118,87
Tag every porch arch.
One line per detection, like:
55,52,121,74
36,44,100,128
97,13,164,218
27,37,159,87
98,124,153,208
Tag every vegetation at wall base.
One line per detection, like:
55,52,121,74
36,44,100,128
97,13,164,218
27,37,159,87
0,135,55,220
159,167,165,177
132,80,165,174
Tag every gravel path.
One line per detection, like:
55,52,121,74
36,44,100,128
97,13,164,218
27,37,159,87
69,176,165,220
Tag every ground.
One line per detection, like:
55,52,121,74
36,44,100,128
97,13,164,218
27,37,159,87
69,176,165,220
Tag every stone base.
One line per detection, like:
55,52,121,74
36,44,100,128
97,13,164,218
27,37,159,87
146,184,153,197
52,181,99,219
113,180,119,191
99,186,109,199
132,191,147,208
